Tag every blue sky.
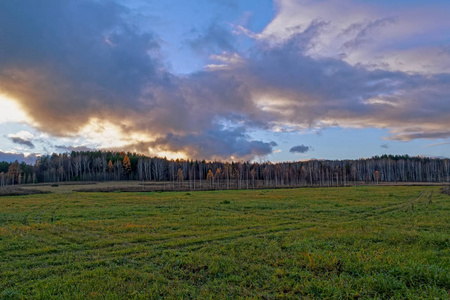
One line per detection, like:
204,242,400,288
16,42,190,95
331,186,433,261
0,0,449,163
125,0,275,74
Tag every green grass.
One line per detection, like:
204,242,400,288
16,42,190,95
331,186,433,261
0,186,449,299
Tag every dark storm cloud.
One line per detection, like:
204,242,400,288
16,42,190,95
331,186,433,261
387,131,450,141
234,24,450,139
342,17,397,50
9,137,35,149
0,0,273,160
0,1,449,160
0,151,39,164
289,145,311,154
55,145,95,152
188,22,236,55
0,0,162,133
148,125,276,160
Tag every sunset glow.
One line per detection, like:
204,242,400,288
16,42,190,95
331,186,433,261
0,95,27,124
0,0,449,162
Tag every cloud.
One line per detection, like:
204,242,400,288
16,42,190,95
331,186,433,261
0,0,162,134
0,0,449,161
237,25,450,141
54,145,95,152
342,17,397,50
9,137,35,149
258,0,450,73
289,145,311,154
188,22,236,55
148,125,277,160
424,141,450,147
0,1,275,160
0,151,39,164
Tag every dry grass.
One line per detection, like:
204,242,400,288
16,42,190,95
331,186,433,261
9,180,450,194
12,180,450,195
52,180,450,194
29,182,97,187
0,186,50,196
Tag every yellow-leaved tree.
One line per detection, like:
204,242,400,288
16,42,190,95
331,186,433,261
206,169,214,188
7,160,21,185
177,168,184,186
215,168,221,188
123,155,132,178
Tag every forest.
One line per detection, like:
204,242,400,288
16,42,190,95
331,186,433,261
1,151,449,189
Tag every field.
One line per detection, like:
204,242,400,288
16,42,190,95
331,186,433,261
0,186,449,299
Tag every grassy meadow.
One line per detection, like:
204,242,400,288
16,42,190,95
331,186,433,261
0,186,449,299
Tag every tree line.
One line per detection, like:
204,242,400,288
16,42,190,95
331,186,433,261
1,151,449,189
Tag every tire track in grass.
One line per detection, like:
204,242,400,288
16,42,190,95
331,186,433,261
19,193,73,225
2,221,318,263
1,223,317,287
343,189,435,223
150,223,318,251
7,190,432,260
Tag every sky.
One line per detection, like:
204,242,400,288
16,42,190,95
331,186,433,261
0,0,449,163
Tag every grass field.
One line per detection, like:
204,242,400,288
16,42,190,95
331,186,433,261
0,186,449,299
